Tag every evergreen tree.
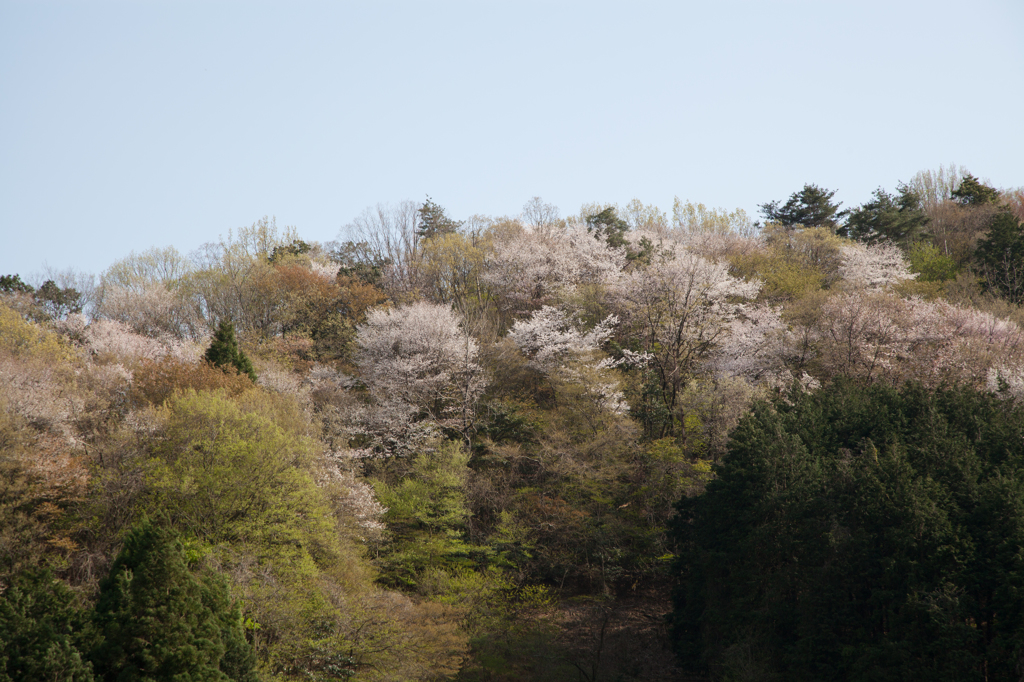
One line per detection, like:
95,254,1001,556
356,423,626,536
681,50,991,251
0,275,34,295
90,520,258,682
952,173,1000,206
759,183,845,231
0,569,95,682
974,210,1024,303
416,196,463,241
671,381,1024,680
204,321,257,382
843,184,929,245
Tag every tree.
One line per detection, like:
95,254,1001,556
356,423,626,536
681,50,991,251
416,197,463,241
35,280,83,320
759,183,844,230
355,301,487,438
521,197,560,228
671,381,1024,681
90,520,257,682
585,207,630,249
610,242,760,439
974,210,1024,303
952,173,1000,207
0,569,95,682
843,184,929,245
0,275,34,295
204,320,257,382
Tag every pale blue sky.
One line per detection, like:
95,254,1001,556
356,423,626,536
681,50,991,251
2,0,1022,278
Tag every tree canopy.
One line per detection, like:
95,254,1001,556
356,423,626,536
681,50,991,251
671,380,1024,681
760,183,845,230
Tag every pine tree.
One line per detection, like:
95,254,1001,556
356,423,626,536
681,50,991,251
204,320,257,382
416,196,462,240
0,569,95,682
759,183,845,230
90,520,257,682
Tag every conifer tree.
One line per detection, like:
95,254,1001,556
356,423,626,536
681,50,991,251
0,569,95,682
416,196,462,240
90,520,257,682
204,320,257,382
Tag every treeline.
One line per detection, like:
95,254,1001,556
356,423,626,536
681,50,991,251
1,165,1023,680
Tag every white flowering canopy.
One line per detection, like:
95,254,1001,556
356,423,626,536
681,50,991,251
508,306,618,372
839,242,916,290
482,225,626,314
355,301,487,430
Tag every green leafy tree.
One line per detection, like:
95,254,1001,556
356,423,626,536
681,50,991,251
90,519,258,682
0,569,95,682
585,207,630,248
204,320,257,382
907,241,958,282
416,197,463,241
759,183,845,231
843,184,929,245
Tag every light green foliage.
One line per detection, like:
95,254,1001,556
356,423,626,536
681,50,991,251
729,225,847,303
907,240,958,282
146,389,335,560
673,199,756,237
373,441,477,587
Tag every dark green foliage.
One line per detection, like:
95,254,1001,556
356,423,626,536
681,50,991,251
759,183,845,230
36,280,82,320
671,381,1024,681
268,239,311,264
0,275,34,295
843,184,929,245
586,208,655,265
329,241,390,286
417,196,463,240
974,211,1024,303
90,520,258,682
586,207,630,249
952,174,1001,207
0,569,95,682
204,321,257,382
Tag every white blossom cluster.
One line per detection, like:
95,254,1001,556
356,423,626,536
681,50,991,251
508,306,618,372
839,242,916,290
483,225,625,313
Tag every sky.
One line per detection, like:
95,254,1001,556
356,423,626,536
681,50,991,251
2,0,1022,279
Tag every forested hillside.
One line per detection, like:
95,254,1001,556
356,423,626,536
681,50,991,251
2,166,1024,681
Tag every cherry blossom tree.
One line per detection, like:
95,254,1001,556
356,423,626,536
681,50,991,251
482,224,625,317
798,291,1024,387
838,241,916,290
355,302,487,438
508,306,618,372
611,242,760,427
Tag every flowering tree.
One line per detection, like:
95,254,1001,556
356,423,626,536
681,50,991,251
799,291,1024,387
611,242,760,434
508,306,618,372
355,302,487,439
838,241,916,290
482,224,625,318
